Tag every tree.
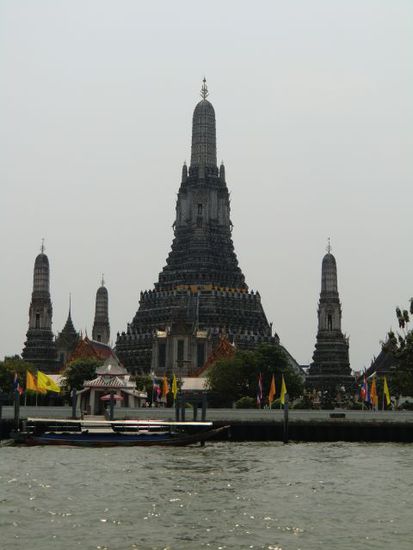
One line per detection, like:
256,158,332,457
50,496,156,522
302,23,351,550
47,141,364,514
206,343,304,406
62,358,101,393
254,344,304,400
134,374,153,403
0,356,35,394
207,351,255,405
382,302,413,397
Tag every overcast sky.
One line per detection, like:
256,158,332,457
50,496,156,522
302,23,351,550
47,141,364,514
1,0,412,371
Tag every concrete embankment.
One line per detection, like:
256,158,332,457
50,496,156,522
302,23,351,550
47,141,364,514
117,408,413,442
1,407,412,442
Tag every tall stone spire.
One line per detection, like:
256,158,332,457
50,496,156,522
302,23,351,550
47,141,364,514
190,78,217,170
92,276,110,344
159,81,245,290
307,241,353,394
319,248,340,331
56,294,80,367
22,242,58,372
116,82,289,376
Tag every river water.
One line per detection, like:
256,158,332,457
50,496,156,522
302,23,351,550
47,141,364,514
0,442,412,550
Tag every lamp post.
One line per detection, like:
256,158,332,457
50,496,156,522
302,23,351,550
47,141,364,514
109,391,115,421
71,388,77,419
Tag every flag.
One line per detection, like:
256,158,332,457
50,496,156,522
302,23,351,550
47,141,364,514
26,371,41,393
256,372,263,407
13,373,24,396
383,376,391,407
268,374,276,406
162,375,169,398
370,377,378,409
360,373,369,403
171,374,178,400
280,375,287,405
28,371,47,394
360,381,366,401
152,383,160,402
37,371,61,393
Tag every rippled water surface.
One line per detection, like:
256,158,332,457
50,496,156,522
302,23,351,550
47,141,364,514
1,442,412,550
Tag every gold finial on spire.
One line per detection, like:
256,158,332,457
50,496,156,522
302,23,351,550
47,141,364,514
41,238,45,254
200,77,209,100
101,273,105,286
326,237,332,254
69,292,72,315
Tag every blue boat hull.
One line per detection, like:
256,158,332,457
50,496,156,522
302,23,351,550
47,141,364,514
14,426,228,447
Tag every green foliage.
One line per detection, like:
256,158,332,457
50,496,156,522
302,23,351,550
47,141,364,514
235,396,257,409
391,366,413,398
255,345,304,400
207,351,254,406
383,305,413,397
206,343,304,406
0,356,35,394
62,358,101,392
134,375,152,394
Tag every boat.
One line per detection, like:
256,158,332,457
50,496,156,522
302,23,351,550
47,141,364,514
11,418,229,447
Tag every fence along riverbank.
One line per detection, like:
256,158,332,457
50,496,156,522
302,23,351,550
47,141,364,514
1,406,413,442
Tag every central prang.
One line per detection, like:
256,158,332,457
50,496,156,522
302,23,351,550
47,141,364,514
116,81,278,375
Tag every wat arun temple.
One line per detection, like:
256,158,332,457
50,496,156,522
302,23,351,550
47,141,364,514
20,81,352,392
115,81,279,375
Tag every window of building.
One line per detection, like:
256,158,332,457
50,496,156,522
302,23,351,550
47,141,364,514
197,343,205,370
197,203,203,216
327,314,332,331
35,313,40,329
158,342,166,370
177,340,184,362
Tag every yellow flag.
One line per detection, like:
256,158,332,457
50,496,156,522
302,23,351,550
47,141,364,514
37,371,61,393
383,376,391,407
162,375,169,398
280,375,287,405
268,374,276,406
171,374,178,400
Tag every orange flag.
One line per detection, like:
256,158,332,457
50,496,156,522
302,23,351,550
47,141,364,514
162,375,169,398
370,377,378,409
268,374,276,407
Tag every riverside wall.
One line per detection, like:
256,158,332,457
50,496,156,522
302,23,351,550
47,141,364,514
1,407,413,442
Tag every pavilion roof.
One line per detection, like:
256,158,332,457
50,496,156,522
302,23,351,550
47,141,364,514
194,335,235,377
84,375,135,389
96,356,128,376
68,337,116,362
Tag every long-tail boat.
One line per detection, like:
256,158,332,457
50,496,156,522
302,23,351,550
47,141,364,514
12,418,228,447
